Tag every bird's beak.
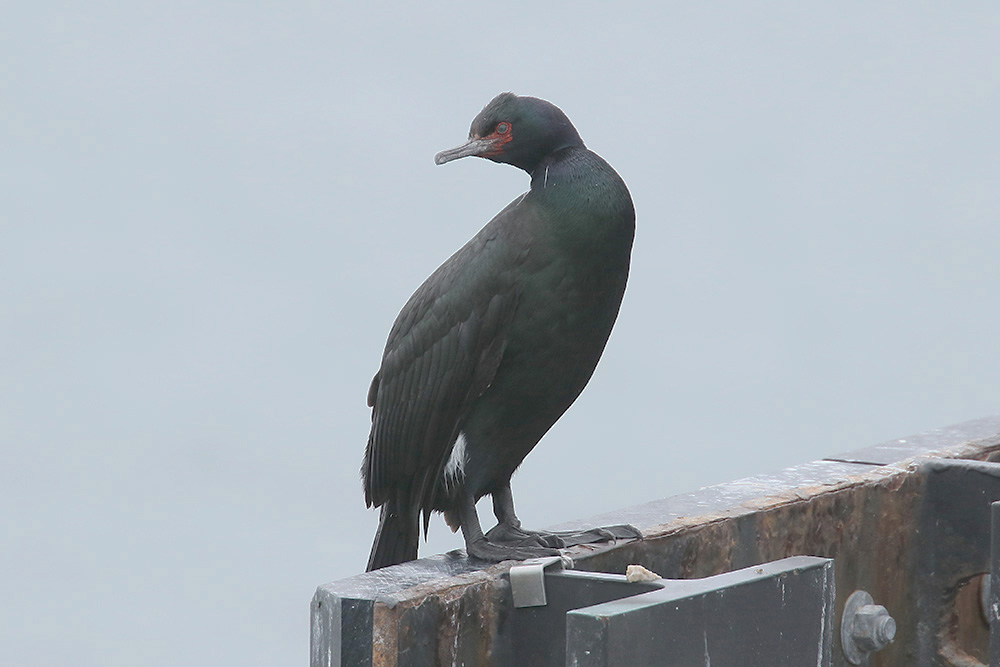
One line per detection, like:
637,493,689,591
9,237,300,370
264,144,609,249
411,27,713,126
434,136,499,165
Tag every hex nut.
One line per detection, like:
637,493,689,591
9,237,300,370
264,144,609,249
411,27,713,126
842,590,897,665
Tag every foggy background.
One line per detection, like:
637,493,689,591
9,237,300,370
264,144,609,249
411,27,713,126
3,2,998,665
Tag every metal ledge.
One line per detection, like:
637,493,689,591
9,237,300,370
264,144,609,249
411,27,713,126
312,415,1000,666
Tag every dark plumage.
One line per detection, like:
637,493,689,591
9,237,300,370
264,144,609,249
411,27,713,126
362,93,638,571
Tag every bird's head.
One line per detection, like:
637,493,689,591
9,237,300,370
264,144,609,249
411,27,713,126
434,93,584,173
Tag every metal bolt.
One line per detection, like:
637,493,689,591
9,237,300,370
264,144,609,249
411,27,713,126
852,604,896,652
979,573,992,625
842,590,897,665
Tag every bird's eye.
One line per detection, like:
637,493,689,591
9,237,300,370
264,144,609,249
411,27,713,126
496,122,510,135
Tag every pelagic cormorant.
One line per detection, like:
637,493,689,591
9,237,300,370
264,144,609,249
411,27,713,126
363,93,638,571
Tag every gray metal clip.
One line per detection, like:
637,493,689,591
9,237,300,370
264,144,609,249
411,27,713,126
509,555,574,608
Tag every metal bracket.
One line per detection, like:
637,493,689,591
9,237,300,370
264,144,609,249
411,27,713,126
509,555,573,608
566,556,836,666
918,459,1000,663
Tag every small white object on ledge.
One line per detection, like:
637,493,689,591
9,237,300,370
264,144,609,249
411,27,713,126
626,564,661,582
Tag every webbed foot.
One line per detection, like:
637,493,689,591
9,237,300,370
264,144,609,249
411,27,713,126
486,522,642,549
465,536,561,563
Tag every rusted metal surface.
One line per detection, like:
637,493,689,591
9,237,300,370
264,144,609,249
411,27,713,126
990,502,1000,667
565,466,924,665
916,460,1000,666
312,415,1000,666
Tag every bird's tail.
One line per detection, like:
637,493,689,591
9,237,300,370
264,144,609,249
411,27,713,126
367,504,419,571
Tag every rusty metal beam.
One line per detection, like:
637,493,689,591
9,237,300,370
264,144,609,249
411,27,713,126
312,415,1000,667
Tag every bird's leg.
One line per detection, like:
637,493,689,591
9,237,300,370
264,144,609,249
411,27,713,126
484,484,563,548
485,483,643,549
457,489,560,563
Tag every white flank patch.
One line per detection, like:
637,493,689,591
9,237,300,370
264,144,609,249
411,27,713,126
444,432,467,487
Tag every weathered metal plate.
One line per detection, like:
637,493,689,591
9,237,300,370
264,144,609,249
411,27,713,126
566,556,835,667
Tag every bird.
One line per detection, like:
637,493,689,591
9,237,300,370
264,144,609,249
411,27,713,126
362,92,639,571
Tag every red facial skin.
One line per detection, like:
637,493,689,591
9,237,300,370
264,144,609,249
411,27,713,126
478,122,514,158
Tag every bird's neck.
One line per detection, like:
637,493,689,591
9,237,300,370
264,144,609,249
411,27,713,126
527,146,585,192
523,147,635,252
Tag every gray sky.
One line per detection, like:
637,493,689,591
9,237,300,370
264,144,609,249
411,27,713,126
3,2,999,665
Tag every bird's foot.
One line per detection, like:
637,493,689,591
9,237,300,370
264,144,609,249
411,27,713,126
487,522,642,549
465,536,561,563
485,522,563,548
